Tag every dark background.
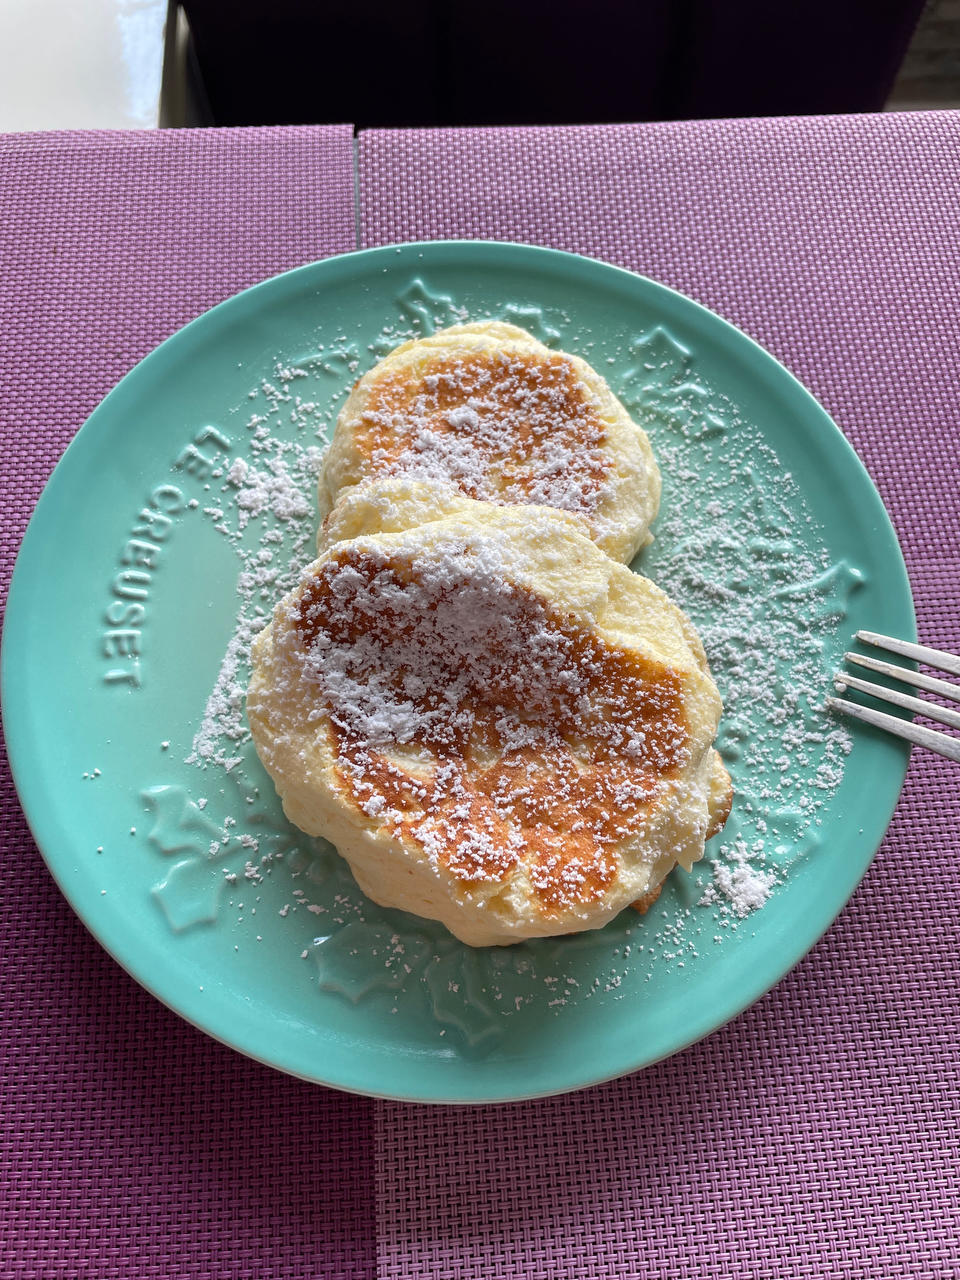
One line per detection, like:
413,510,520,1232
181,0,928,129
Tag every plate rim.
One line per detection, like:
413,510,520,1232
1,239,916,1103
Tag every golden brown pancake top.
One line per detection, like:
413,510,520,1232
289,544,690,916
351,349,614,520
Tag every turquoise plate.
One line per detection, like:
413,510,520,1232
2,242,914,1103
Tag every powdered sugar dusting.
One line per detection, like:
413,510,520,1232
185,367,327,769
159,295,862,1049
267,532,692,914
700,838,777,918
351,350,619,533
632,384,857,935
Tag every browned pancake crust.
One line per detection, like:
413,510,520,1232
292,547,690,916
350,349,613,518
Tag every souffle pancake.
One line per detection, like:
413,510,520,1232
319,322,661,564
249,480,731,946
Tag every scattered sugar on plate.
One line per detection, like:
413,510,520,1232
161,315,858,1018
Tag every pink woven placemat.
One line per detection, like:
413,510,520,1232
0,126,374,1280
360,114,960,1279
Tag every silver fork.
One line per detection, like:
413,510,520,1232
826,631,960,763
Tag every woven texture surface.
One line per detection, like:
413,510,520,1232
360,114,960,1279
0,127,374,1280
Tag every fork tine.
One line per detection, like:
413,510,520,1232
826,696,960,763
857,630,960,679
845,652,960,703
833,673,960,731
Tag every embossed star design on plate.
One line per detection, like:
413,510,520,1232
2,242,914,1102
